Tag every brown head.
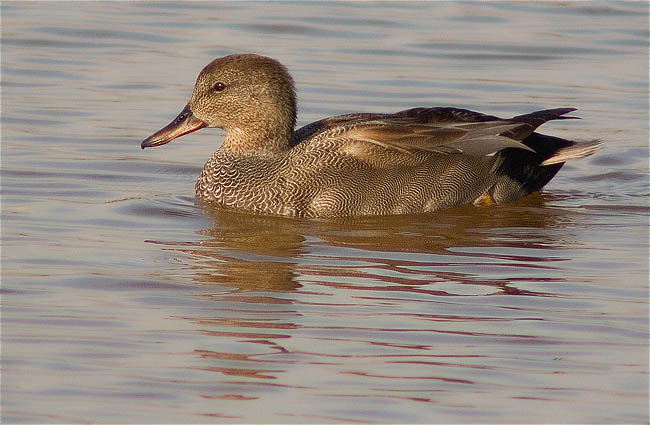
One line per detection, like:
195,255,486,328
142,54,297,154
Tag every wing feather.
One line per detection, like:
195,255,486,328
340,119,534,159
301,107,578,165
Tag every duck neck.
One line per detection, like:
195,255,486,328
221,124,294,157
221,128,293,156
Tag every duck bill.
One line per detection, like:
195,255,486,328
141,104,207,149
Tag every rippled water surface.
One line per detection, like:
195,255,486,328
2,2,648,423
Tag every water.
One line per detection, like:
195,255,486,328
1,2,648,423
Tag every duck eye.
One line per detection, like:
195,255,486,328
212,82,226,92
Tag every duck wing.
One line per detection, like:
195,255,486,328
298,107,578,158
340,118,535,156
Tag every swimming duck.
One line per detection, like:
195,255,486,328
142,54,600,217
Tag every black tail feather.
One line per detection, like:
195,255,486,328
511,108,580,131
493,132,585,201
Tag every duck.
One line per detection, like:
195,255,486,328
141,54,601,218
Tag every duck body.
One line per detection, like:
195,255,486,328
142,54,601,218
197,109,505,217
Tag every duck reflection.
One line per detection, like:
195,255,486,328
167,194,579,406
182,192,573,295
189,210,306,292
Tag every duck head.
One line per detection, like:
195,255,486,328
142,54,297,153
